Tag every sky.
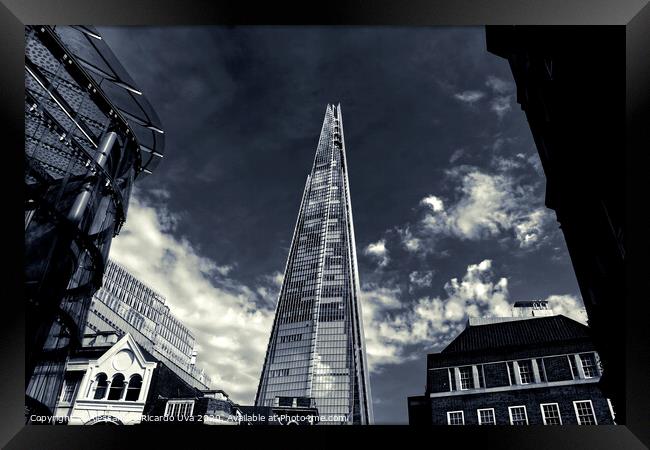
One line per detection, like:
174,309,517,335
97,26,587,424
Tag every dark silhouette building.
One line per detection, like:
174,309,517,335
485,26,626,421
24,25,165,417
408,306,616,425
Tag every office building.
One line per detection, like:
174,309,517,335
86,260,212,389
255,104,373,424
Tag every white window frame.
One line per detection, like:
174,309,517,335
518,360,534,384
447,410,465,425
573,400,598,425
164,400,195,418
477,408,496,425
540,402,563,425
579,353,599,378
508,405,529,425
458,366,473,390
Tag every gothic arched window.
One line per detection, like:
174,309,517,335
93,373,108,399
125,374,143,401
107,374,125,400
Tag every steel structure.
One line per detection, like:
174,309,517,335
24,25,164,417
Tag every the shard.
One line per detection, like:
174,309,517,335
255,104,373,424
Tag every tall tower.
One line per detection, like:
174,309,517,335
255,104,373,424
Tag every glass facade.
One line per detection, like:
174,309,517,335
24,25,165,416
255,104,373,424
86,260,212,389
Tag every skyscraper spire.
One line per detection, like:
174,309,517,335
255,104,373,424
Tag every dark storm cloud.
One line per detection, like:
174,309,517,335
98,26,583,424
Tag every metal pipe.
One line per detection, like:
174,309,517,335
94,131,117,170
66,131,117,225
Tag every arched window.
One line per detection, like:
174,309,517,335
93,373,108,399
125,375,143,401
107,374,125,400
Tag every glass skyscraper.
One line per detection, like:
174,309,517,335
255,104,373,424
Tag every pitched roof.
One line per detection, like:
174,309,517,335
441,315,591,354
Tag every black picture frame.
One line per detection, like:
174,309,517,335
1,1,647,448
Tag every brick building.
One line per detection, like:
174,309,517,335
408,305,616,425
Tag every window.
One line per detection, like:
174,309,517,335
579,353,599,378
477,408,496,425
107,374,125,400
458,366,473,390
541,403,562,425
574,400,597,425
296,397,312,408
518,360,534,384
60,372,83,403
447,411,464,425
508,406,528,425
125,375,142,401
271,368,290,377
93,373,108,399
165,400,195,418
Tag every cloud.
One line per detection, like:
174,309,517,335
513,208,551,248
449,148,465,164
364,239,390,267
419,170,545,245
361,260,587,372
397,226,422,253
362,259,509,370
110,194,276,404
485,75,514,95
359,285,406,368
388,154,554,258
409,270,434,290
406,164,553,250
268,271,284,288
420,195,444,213
453,90,485,104
484,75,515,119
490,95,513,119
452,77,513,117
546,294,588,325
